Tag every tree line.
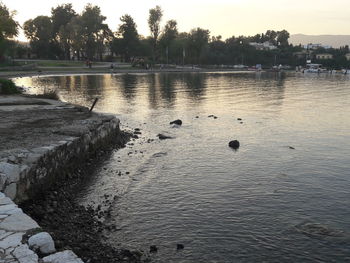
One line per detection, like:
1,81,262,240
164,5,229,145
1,2,350,69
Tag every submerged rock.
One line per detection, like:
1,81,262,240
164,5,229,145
150,245,158,253
177,244,184,250
170,119,182,126
157,134,173,140
228,140,240,149
295,222,344,238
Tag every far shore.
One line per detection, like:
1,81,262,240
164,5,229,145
0,67,264,79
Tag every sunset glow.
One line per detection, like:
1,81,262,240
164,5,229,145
3,0,350,41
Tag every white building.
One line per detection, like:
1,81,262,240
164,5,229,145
304,43,332,50
315,53,333,60
249,41,277,51
345,53,350,61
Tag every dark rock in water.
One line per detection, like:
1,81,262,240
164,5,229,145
240,122,243,124
229,140,240,149
289,146,295,150
237,118,242,121
134,131,142,135
132,134,139,139
195,116,199,118
150,245,158,253
208,115,214,118
177,244,184,250
134,128,141,131
157,134,173,140
213,116,218,119
170,119,182,125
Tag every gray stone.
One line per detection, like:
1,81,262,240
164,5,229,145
0,230,12,240
0,213,39,232
8,156,17,163
13,244,38,263
17,152,28,158
0,196,13,206
1,254,16,262
42,250,83,263
0,232,23,249
0,163,21,183
24,153,41,164
0,204,22,215
28,232,55,254
0,174,7,191
4,183,17,200
31,147,50,155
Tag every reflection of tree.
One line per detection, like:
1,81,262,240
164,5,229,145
158,73,176,105
254,72,286,105
147,73,158,109
183,73,207,100
119,73,137,101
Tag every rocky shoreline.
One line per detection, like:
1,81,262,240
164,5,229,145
0,94,149,262
20,131,148,263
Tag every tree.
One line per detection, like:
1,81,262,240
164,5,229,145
0,3,19,60
188,28,210,64
207,35,227,64
51,4,77,59
264,30,278,44
159,19,178,63
148,5,163,63
116,14,139,62
65,16,84,60
96,24,113,61
276,30,290,47
161,20,178,45
75,4,111,60
24,16,54,58
79,4,109,60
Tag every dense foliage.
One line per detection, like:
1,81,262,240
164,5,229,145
1,2,350,69
0,3,19,61
0,78,19,94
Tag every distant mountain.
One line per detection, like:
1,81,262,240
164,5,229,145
290,34,350,48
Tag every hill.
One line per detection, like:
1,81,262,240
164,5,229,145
290,34,350,48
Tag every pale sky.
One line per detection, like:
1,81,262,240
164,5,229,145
3,0,350,41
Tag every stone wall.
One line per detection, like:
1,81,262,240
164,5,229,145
0,115,121,203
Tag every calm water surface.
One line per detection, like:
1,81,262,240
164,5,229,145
15,72,350,262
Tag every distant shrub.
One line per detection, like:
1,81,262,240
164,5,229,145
0,78,20,94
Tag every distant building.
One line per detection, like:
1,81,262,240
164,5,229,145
316,53,333,60
345,53,350,61
304,43,332,50
293,50,309,59
249,41,277,51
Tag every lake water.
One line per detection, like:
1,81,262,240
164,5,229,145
15,72,350,262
